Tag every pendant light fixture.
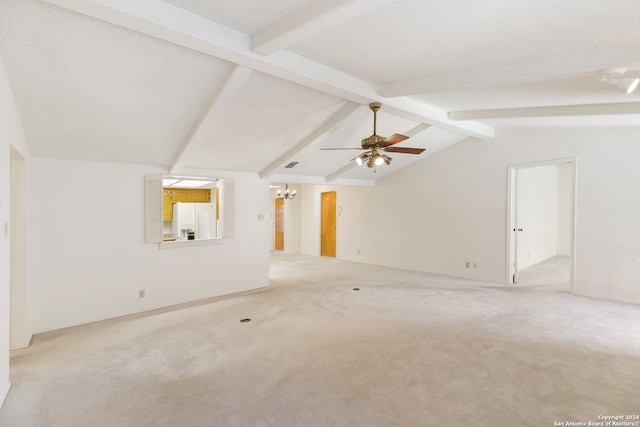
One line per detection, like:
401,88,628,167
276,184,296,200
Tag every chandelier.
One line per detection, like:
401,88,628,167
276,184,296,200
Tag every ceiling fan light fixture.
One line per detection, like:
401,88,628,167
610,77,640,94
367,156,375,168
601,68,640,94
323,103,423,170
355,153,369,166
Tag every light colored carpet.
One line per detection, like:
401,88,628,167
517,255,571,287
1,255,639,427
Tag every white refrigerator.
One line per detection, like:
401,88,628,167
171,202,218,240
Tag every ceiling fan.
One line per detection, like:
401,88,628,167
322,102,425,168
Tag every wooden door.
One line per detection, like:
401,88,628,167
321,191,336,257
275,198,284,251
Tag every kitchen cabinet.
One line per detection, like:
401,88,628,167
168,188,211,203
163,190,173,221
187,189,211,202
163,188,212,221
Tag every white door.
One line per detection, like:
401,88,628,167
508,159,575,289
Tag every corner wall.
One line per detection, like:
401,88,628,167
0,53,31,407
0,58,11,408
10,151,28,349
28,159,270,332
300,128,640,304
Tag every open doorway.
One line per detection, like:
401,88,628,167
508,158,576,290
269,183,301,256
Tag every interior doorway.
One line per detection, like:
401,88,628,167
321,191,336,257
269,183,301,256
508,158,575,290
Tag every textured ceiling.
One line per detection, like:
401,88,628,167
1,0,640,184
0,0,232,165
162,0,319,34
189,71,346,171
289,0,640,83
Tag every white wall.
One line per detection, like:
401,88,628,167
0,53,31,406
299,185,322,256
300,184,375,259
0,60,11,408
301,156,506,281
557,164,572,256
300,128,640,304
10,151,29,348
283,184,301,254
28,159,270,332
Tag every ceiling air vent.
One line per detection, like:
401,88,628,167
285,161,299,169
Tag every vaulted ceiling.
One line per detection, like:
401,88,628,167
1,0,640,184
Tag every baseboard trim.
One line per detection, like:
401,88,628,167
0,381,11,408
571,290,640,306
519,254,569,272
10,333,34,350
31,285,270,335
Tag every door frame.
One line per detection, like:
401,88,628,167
506,157,577,292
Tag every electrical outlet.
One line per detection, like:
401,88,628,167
139,289,145,298
472,262,477,269
357,249,360,255
465,261,470,268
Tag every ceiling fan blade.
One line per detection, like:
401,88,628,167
384,147,425,154
320,147,366,150
380,133,409,147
